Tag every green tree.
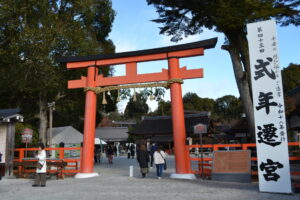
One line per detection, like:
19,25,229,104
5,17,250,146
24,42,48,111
214,95,243,122
0,0,115,143
155,100,172,116
282,63,300,93
124,92,149,120
147,0,299,138
183,92,215,112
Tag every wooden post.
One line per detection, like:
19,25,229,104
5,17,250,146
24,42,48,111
18,149,24,177
168,57,190,174
80,66,98,174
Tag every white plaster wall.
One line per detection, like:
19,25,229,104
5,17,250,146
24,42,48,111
0,125,7,163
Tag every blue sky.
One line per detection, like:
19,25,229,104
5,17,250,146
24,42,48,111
108,0,300,113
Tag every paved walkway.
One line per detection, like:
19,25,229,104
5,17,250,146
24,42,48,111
0,156,299,200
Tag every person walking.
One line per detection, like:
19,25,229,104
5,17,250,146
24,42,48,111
136,144,150,178
130,144,135,159
107,144,114,164
153,146,166,179
32,143,47,187
94,145,101,164
150,143,158,168
127,145,131,159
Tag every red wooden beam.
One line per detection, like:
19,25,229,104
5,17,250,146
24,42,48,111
68,76,87,89
67,61,96,69
95,69,170,87
66,48,204,69
68,67,203,89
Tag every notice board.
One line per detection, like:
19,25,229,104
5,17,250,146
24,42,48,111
212,150,251,174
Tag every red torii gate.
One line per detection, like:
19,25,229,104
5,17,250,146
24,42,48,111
59,38,217,179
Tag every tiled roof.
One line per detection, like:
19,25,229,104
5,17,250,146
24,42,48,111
0,108,23,122
129,113,210,136
95,127,128,142
50,126,83,144
0,108,21,118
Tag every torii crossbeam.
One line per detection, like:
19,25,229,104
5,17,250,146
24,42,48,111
58,38,217,179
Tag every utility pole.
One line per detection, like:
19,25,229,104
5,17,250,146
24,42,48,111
47,102,55,149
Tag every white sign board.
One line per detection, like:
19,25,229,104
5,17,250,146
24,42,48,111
21,128,33,143
193,123,207,134
247,19,291,193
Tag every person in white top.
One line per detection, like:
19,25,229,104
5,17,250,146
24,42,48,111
153,146,166,179
32,143,47,187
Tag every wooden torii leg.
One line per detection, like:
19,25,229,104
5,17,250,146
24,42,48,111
168,57,195,179
75,66,99,178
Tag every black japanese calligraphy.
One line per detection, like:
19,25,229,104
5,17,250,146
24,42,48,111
260,159,283,181
279,121,285,130
254,58,276,80
257,124,281,147
256,92,278,114
257,27,262,32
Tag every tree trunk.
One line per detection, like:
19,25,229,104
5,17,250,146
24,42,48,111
222,45,256,142
39,92,48,145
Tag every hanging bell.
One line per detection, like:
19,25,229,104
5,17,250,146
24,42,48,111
102,92,107,104
149,94,155,101
133,89,137,102
149,87,155,100
117,89,121,102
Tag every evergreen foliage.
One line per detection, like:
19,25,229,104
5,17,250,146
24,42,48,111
0,0,116,140
147,0,299,137
282,63,300,93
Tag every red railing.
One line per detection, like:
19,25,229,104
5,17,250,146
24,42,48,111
14,147,82,177
187,142,300,176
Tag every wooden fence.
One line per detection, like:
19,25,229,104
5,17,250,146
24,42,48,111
14,147,82,178
187,142,300,176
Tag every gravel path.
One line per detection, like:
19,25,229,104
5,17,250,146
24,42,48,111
0,156,299,200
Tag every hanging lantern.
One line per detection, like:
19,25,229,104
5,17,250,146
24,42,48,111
107,90,111,96
102,92,107,104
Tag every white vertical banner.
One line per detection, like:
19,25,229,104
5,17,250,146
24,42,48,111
247,20,292,193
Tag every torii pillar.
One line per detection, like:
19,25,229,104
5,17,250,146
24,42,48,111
58,38,217,179
80,66,99,177
168,57,191,178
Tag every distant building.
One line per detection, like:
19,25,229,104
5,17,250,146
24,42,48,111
286,86,300,142
95,117,135,143
223,117,251,143
98,116,135,127
0,108,24,177
47,126,83,158
95,127,129,143
48,126,83,145
128,112,214,145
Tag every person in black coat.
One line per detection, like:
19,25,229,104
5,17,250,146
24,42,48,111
137,144,150,178
130,144,135,159
107,144,114,164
